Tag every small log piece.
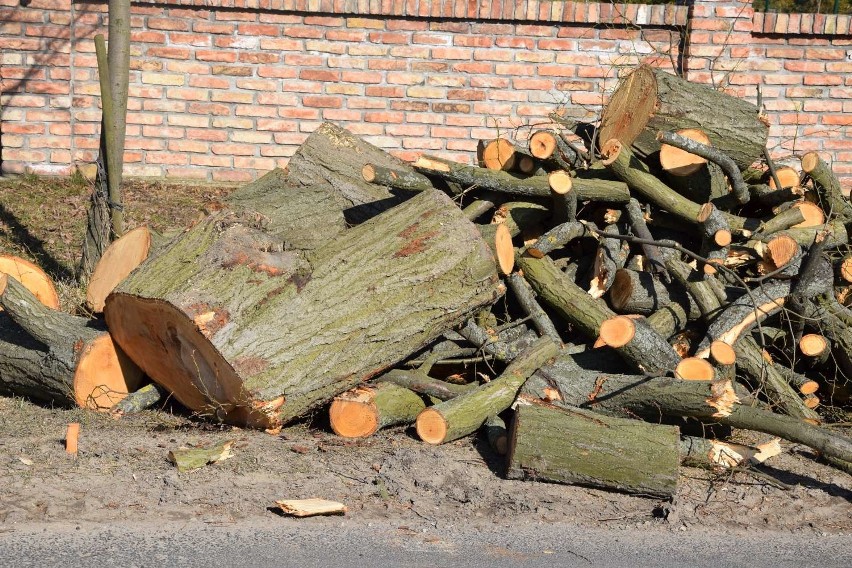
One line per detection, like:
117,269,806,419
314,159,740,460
697,203,731,275
415,336,559,445
0,274,143,410
414,155,631,204
801,151,852,223
361,163,434,192
330,383,428,438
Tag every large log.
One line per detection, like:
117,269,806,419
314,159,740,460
284,122,413,224
0,274,142,409
507,397,680,498
599,65,769,170
104,190,503,429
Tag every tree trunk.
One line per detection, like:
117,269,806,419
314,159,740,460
507,397,680,498
599,65,769,170
107,0,130,236
104,190,503,429
285,122,412,224
0,274,142,409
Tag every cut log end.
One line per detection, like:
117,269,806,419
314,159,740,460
659,128,710,177
494,223,515,275
600,139,624,166
482,138,517,171
86,226,154,313
361,163,377,183
105,294,275,429
791,202,825,229
598,65,658,150
675,357,715,381
548,170,573,195
841,258,852,283
529,130,557,159
0,255,60,311
768,166,800,190
73,334,145,411
803,394,820,409
709,340,737,366
329,390,379,438
415,408,449,445
714,229,732,247
765,234,799,269
800,152,820,175
598,315,636,348
799,334,828,358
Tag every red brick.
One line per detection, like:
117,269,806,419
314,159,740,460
147,46,190,59
189,76,230,89
368,60,408,71
365,111,404,123
300,69,341,82
365,86,405,98
239,52,280,64
238,23,280,36
187,102,231,115
302,96,342,108
193,22,234,35
390,101,431,112
341,70,382,84
147,17,188,31
212,170,253,183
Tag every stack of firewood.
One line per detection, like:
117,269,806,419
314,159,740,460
1,65,851,497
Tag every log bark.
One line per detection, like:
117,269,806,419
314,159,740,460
0,274,142,409
104,189,503,429
507,397,680,498
609,268,699,319
376,369,476,401
111,383,165,415
530,355,852,465
414,155,631,203
361,163,434,192
329,383,428,438
517,253,681,375
284,122,409,224
801,152,852,223
225,167,346,251
599,65,769,170
415,336,559,445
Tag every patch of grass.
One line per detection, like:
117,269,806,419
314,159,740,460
0,176,237,309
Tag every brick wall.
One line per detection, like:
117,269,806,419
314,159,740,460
0,0,849,188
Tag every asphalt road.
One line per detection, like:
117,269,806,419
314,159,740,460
1,518,849,568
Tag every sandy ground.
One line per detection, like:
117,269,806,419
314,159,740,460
1,396,850,538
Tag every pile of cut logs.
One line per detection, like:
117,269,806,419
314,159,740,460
2,65,851,497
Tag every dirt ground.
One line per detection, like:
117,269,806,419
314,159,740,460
1,395,850,535
0,176,850,537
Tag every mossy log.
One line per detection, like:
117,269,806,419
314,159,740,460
599,65,768,170
111,383,165,416
104,190,502,429
413,155,631,204
329,383,429,438
415,337,559,445
507,397,680,498
517,253,681,375
376,369,476,401
0,274,142,410
529,355,852,465
734,337,820,422
284,122,411,224
224,167,347,251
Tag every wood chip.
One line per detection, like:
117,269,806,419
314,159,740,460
274,498,347,517
168,440,234,472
